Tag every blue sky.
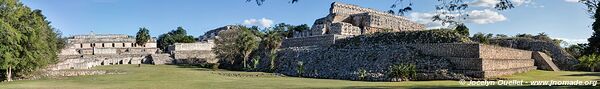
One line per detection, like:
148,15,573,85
21,0,592,44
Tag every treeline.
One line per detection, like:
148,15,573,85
0,0,66,81
212,23,309,71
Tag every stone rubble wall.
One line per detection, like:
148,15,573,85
281,34,353,48
270,43,535,81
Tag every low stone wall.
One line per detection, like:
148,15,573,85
172,50,218,64
42,70,111,77
49,54,151,70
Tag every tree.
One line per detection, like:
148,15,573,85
213,25,260,70
588,2,600,54
0,0,62,81
263,29,284,70
454,23,469,36
238,28,259,69
136,27,151,46
471,32,493,44
566,44,589,58
577,54,600,72
157,27,195,50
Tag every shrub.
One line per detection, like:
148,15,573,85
577,54,600,72
357,68,367,80
296,61,304,77
211,63,220,70
388,64,416,81
334,29,470,47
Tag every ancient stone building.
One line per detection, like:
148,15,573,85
271,2,547,81
284,2,425,47
50,33,159,70
294,2,425,38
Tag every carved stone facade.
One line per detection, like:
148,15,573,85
50,33,159,70
293,2,425,38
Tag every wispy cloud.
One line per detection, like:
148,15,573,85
556,38,588,45
564,0,580,3
243,18,274,27
409,9,506,29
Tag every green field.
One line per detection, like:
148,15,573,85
0,65,599,89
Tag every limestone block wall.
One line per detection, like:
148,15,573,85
281,34,352,48
173,50,218,64
94,48,117,54
479,44,532,59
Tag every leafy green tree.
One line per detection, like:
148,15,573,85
136,27,151,46
471,32,493,44
454,24,469,36
157,27,195,50
577,54,600,72
566,44,589,58
213,25,260,70
0,0,62,81
238,28,260,69
588,2,600,54
263,30,284,70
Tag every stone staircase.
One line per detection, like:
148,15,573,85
445,44,537,78
532,52,560,71
150,54,174,65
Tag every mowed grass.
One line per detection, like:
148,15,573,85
0,65,598,89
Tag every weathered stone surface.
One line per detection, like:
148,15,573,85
268,43,536,81
51,33,160,70
490,38,578,70
294,2,425,38
532,51,560,71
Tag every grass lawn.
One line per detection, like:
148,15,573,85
0,65,599,89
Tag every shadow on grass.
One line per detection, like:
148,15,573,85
173,64,216,71
564,72,600,81
565,72,600,76
338,86,598,89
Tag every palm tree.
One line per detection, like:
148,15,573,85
577,54,600,72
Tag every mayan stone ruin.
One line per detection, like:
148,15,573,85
270,2,559,81
46,2,565,82
50,33,159,70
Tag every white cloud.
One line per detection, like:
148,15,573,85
466,9,507,24
511,0,532,6
471,0,501,7
555,38,588,46
470,0,533,7
409,9,506,28
565,0,580,3
243,18,274,27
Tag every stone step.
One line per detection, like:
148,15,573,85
482,66,537,78
449,58,535,71
532,52,560,71
459,66,537,78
